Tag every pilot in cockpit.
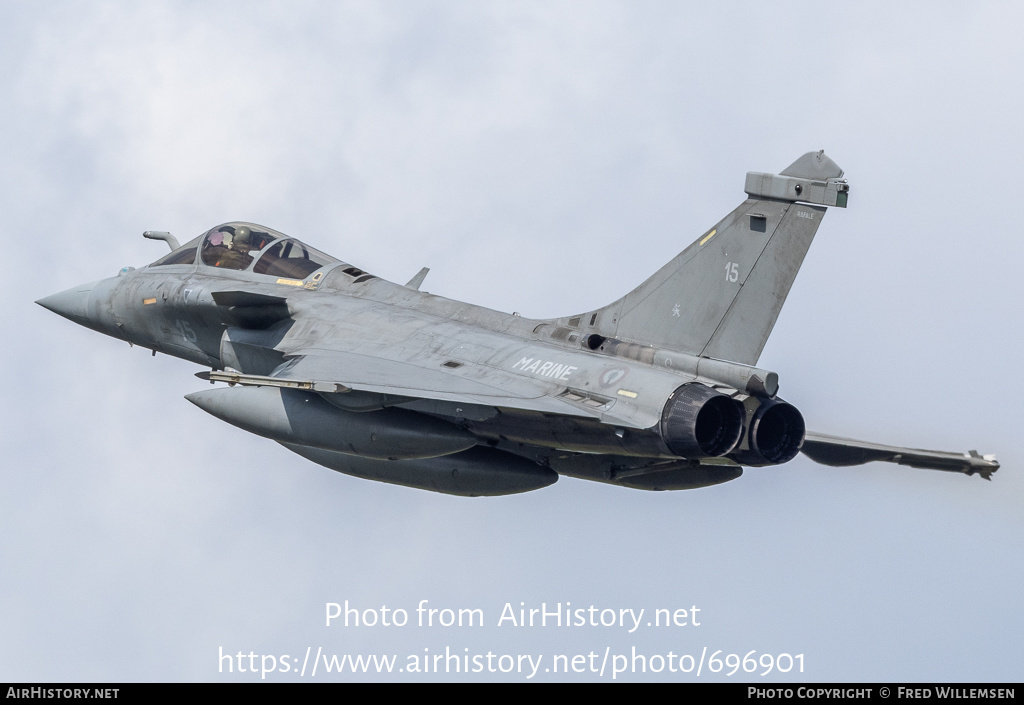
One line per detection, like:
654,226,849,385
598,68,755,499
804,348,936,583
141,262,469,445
215,226,255,270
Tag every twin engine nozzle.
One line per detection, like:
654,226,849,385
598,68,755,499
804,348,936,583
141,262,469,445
660,383,805,465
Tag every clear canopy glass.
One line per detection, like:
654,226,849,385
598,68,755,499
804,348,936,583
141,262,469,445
150,222,339,280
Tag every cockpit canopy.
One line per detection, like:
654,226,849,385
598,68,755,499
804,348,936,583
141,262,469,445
151,222,339,280
201,223,279,270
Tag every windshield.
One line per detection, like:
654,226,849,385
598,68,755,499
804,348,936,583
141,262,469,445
151,235,202,266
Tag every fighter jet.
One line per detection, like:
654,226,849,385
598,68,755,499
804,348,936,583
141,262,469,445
37,151,999,496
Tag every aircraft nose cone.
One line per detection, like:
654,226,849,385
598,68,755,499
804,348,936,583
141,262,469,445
36,281,99,323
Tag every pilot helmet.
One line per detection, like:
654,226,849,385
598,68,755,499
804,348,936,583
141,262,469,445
232,226,252,250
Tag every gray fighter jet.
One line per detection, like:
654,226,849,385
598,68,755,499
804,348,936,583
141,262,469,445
37,151,999,496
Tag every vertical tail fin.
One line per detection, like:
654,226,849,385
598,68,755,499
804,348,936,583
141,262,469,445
566,151,849,366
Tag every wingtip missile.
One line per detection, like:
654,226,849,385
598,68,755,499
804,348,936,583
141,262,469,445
966,450,1000,480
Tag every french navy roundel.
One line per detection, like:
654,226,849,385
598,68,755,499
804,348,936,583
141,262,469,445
600,367,627,387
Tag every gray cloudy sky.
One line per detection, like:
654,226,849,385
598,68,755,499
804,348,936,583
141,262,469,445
2,1,1021,682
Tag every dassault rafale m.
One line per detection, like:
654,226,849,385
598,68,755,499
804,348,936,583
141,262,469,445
37,151,999,496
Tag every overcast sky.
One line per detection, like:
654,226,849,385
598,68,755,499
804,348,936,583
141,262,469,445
2,1,1022,682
